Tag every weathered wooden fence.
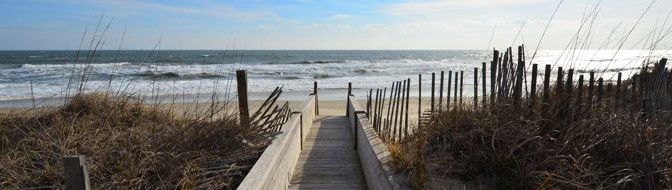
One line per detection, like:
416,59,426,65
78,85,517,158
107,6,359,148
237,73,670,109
365,45,670,143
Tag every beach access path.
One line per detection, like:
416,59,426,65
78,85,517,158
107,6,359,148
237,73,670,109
289,115,367,189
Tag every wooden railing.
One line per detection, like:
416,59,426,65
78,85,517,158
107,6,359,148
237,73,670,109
347,95,410,190
237,94,317,189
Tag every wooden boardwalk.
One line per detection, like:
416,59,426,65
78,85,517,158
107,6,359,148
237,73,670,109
289,116,367,189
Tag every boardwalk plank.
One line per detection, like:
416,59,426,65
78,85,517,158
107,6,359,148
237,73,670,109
289,116,367,190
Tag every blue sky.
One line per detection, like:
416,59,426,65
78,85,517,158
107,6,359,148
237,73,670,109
0,0,671,50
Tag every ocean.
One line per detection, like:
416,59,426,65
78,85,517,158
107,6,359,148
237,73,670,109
0,49,669,107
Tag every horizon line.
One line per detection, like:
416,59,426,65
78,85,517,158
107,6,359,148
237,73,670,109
0,48,670,51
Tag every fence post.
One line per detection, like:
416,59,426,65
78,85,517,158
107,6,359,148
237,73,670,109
398,80,406,140
382,120,387,141
578,75,584,105
474,67,478,110
566,69,574,95
314,81,319,115
418,74,422,129
501,48,509,100
387,82,395,141
496,52,503,101
514,46,524,107
491,50,499,106
616,72,622,108
379,87,387,132
236,70,250,128
607,83,613,107
589,72,595,105
386,82,394,133
373,89,380,132
639,67,646,115
460,71,464,109
598,78,604,103
531,64,538,106
64,155,91,190
631,76,637,112
543,65,551,106
393,81,402,142
367,89,372,118
514,63,523,107
431,73,436,114
454,72,459,109
447,71,452,111
405,78,410,138
556,67,564,96
439,71,444,112
482,62,487,108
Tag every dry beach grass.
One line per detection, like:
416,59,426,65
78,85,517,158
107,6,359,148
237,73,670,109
390,59,672,189
0,93,268,189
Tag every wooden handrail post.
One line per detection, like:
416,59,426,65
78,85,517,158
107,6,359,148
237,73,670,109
346,82,352,116
354,111,367,150
236,70,250,128
292,111,303,150
63,155,91,190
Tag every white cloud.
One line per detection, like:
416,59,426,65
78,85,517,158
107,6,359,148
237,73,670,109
311,23,352,30
328,14,352,20
272,15,303,24
58,0,269,21
384,0,550,16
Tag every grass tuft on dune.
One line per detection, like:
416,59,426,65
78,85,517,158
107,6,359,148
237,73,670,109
393,60,672,189
0,93,264,189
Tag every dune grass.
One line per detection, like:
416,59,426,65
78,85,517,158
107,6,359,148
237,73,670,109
0,93,269,189
390,57,672,189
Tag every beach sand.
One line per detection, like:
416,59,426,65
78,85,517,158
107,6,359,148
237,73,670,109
1,95,471,128
1,95,476,146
